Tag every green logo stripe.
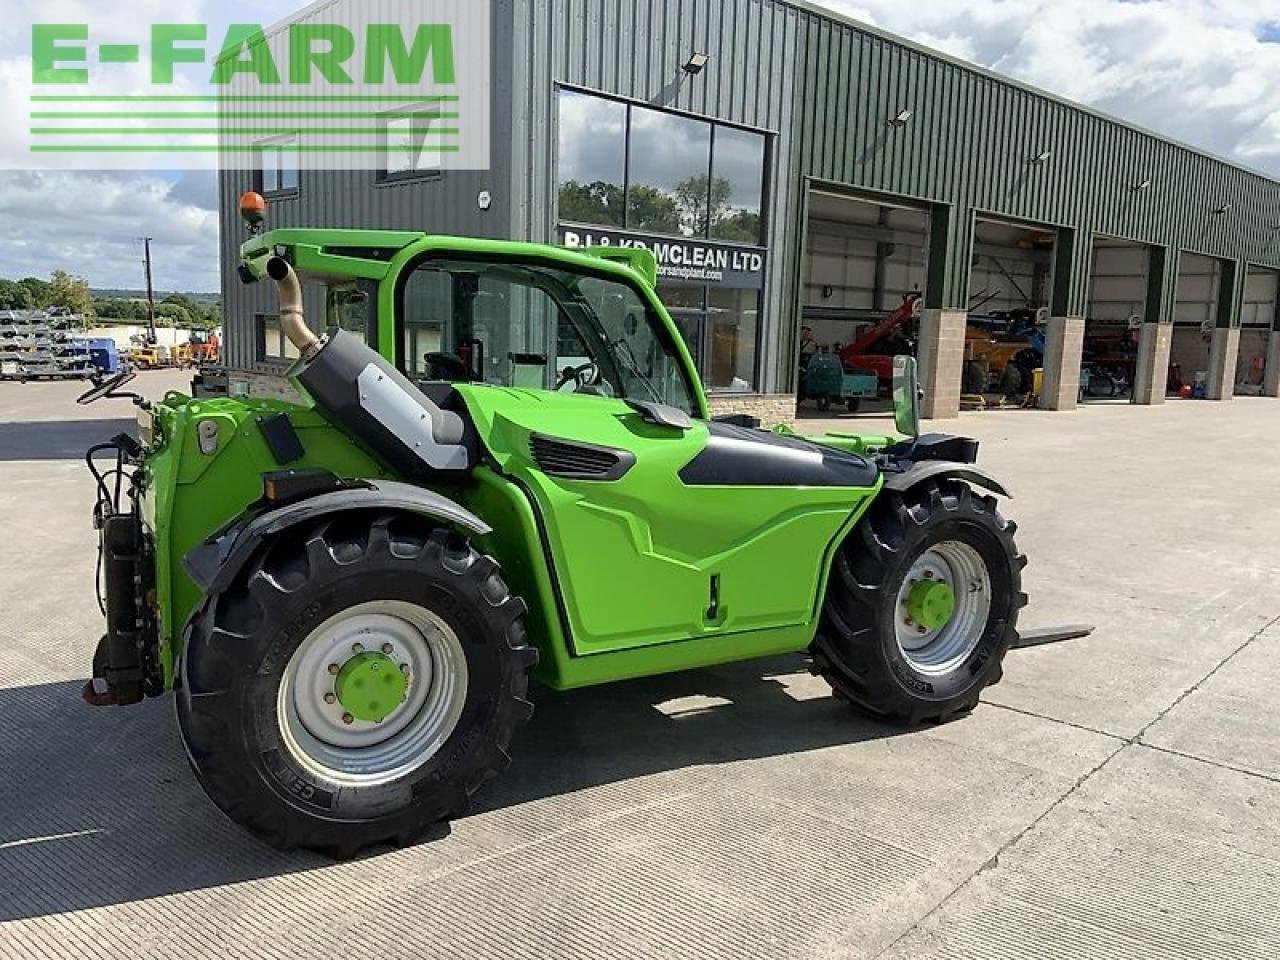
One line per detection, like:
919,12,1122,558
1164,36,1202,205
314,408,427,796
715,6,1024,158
31,112,462,120
30,127,461,136
31,144,464,153
29,95,462,103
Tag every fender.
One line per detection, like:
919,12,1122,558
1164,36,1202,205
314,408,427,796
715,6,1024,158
883,461,1012,498
183,480,491,595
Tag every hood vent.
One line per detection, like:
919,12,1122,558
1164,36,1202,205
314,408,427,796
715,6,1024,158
529,434,634,481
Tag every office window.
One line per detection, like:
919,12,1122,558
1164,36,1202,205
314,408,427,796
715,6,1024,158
627,106,712,237
557,90,627,227
256,138,298,196
381,108,447,181
255,313,301,362
709,126,766,244
555,89,767,245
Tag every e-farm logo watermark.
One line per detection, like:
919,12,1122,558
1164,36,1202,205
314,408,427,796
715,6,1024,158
18,0,490,171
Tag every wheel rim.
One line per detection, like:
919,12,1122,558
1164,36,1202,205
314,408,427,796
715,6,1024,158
277,600,468,786
893,541,991,675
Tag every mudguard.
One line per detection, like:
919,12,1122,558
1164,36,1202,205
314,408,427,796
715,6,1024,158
883,461,1012,498
183,480,491,595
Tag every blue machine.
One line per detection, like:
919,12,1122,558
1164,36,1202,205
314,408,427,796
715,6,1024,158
86,338,121,375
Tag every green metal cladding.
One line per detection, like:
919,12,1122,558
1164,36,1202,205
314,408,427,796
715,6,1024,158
505,0,1280,378
222,0,1280,392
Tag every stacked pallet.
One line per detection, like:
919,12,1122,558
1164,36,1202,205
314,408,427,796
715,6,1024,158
0,310,95,380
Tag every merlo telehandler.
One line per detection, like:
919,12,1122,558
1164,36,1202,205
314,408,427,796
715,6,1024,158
80,195,1023,855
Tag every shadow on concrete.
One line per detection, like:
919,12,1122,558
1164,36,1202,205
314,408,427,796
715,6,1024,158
0,657,907,921
0,420,136,461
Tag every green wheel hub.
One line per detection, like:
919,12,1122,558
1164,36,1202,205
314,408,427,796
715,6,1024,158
907,578,956,631
335,651,408,724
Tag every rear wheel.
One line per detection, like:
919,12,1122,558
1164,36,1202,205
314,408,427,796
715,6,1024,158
845,398,861,413
812,481,1025,724
176,512,536,857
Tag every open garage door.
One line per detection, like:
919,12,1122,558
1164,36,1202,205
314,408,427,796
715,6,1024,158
799,190,929,416
1169,253,1222,397
965,217,1056,406
1083,237,1149,402
1237,266,1278,394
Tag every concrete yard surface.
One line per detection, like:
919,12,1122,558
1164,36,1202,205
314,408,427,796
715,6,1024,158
2,377,1279,958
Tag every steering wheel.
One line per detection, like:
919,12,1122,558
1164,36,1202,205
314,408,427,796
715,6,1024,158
555,361,600,392
77,371,137,406
423,352,471,382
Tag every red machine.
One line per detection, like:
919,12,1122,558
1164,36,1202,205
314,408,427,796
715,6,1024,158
838,293,923,385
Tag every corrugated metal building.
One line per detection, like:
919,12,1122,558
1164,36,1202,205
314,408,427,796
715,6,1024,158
220,0,1280,417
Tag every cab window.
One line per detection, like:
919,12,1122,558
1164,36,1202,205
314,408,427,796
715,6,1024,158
399,258,696,413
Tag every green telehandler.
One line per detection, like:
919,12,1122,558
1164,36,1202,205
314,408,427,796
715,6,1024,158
80,197,1024,856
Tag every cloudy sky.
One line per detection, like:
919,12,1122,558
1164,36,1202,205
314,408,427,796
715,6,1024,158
1,1,1279,293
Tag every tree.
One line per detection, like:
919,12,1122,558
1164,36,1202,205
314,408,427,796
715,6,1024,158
154,303,192,328
19,277,50,307
0,279,32,310
625,184,681,235
46,270,94,316
557,180,625,227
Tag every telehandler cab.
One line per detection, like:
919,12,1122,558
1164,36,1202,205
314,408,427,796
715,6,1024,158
80,195,1024,856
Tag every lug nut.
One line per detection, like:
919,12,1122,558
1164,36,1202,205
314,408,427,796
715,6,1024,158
327,663,340,676
917,626,928,635
924,571,934,579
904,618,914,627
324,693,336,705
341,713,354,725
352,643,364,654
381,643,394,654
400,663,410,675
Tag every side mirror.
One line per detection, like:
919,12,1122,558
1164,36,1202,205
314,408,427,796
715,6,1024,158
892,355,922,439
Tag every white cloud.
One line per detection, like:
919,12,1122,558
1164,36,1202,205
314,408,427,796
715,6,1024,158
2,0,1279,296
0,171,220,291
817,0,1280,170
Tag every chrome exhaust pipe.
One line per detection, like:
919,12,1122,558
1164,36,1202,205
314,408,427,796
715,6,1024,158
266,257,321,359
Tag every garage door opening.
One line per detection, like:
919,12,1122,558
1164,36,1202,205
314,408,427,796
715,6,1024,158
1169,253,1222,397
965,217,1056,407
799,190,929,417
1082,237,1149,402
1237,266,1278,394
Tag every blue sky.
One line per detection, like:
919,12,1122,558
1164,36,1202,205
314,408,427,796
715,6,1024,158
2,0,1279,292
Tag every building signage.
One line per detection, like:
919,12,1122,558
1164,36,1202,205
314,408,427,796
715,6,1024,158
558,226,766,290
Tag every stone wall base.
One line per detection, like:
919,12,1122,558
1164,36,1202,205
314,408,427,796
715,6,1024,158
1265,332,1280,398
228,369,303,404
1206,327,1240,401
706,392,796,428
917,308,965,419
1133,324,1173,405
1041,316,1085,411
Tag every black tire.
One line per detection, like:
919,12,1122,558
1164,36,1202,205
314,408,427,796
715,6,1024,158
176,511,537,857
845,398,861,413
817,397,831,412
812,480,1026,725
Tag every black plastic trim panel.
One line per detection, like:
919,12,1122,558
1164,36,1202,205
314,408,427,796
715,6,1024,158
530,434,635,481
679,422,879,488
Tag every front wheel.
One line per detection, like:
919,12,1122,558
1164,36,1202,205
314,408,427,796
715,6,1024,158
177,513,536,857
812,481,1025,725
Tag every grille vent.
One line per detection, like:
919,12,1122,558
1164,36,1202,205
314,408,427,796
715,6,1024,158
529,435,633,480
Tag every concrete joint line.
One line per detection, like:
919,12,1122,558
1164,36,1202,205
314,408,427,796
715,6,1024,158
872,611,1280,959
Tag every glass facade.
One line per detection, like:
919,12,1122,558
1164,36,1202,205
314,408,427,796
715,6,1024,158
556,88,769,393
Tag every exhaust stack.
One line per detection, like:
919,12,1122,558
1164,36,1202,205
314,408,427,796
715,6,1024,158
266,257,321,360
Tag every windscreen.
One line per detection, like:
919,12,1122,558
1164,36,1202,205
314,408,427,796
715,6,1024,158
399,258,697,413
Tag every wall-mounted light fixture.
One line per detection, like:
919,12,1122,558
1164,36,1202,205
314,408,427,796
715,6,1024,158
1216,202,1233,215
892,108,913,126
1033,149,1052,163
1135,178,1152,191
683,52,710,74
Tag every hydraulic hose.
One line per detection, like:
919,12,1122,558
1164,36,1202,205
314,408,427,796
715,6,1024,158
266,257,321,358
